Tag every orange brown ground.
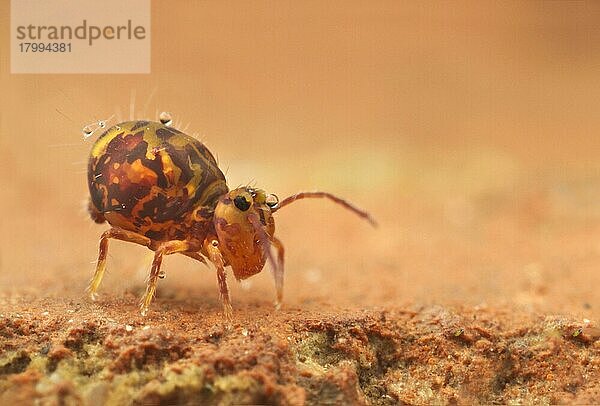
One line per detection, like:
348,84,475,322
0,293,598,405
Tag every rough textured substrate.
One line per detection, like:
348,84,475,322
0,294,599,405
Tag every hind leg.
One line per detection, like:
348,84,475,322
87,228,151,300
140,240,201,315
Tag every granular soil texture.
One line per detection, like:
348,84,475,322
1,294,598,405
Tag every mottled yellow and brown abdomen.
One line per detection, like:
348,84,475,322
88,121,228,242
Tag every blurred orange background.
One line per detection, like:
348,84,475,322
1,1,599,318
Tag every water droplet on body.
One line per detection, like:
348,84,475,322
158,270,166,279
159,111,173,126
266,194,279,208
82,126,94,138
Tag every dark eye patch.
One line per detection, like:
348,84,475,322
234,195,251,211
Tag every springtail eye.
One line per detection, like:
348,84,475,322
234,195,251,211
266,194,279,209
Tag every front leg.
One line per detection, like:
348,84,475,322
203,237,233,320
140,240,200,316
270,236,285,309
